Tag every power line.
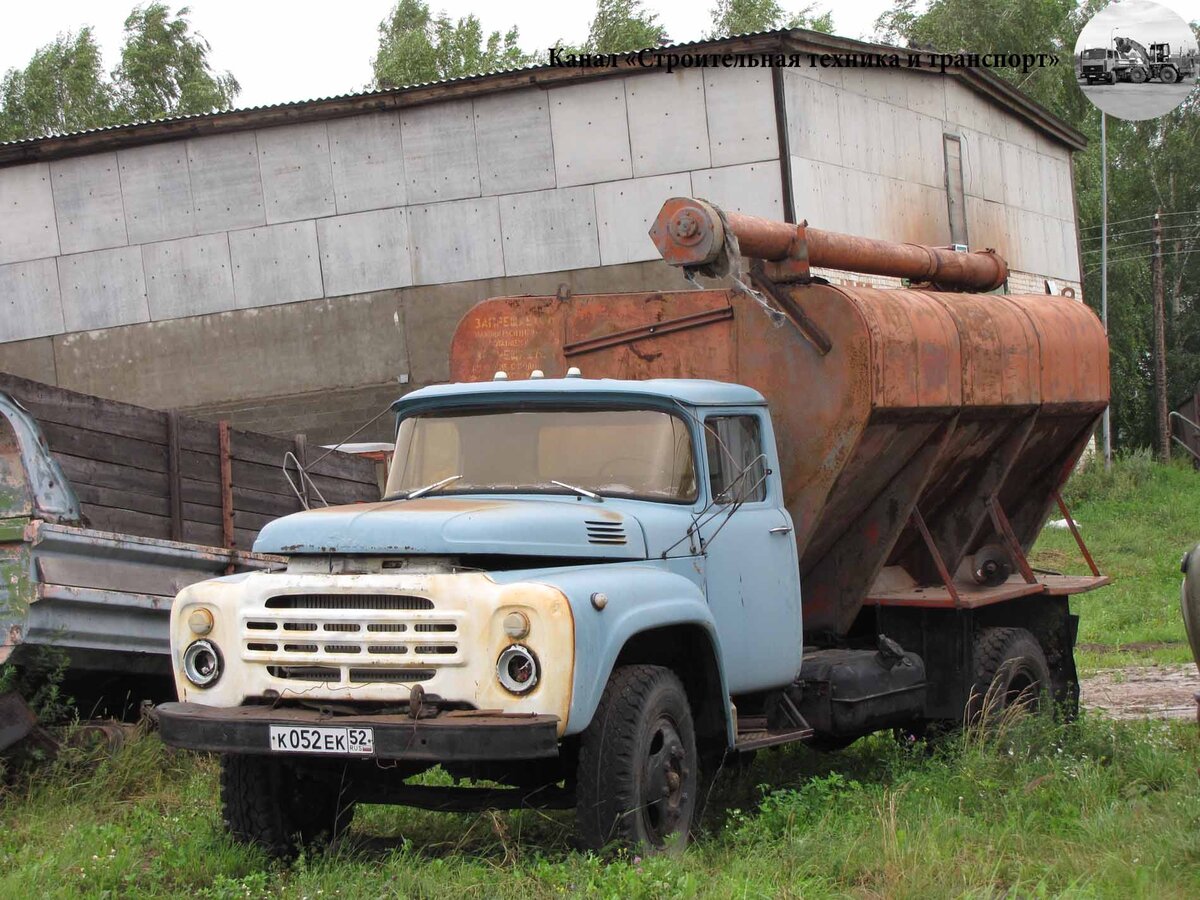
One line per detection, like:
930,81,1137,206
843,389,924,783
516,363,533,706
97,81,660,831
1083,235,1200,253
1081,220,1200,243
1083,246,1197,277
1079,209,1200,232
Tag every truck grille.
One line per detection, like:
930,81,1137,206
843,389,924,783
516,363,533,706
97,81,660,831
243,592,462,685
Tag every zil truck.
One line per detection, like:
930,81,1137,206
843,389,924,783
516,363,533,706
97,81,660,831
158,199,1110,856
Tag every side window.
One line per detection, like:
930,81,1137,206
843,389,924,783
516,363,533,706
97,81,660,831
705,415,766,504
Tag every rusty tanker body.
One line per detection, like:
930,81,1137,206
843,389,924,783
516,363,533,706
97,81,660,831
451,198,1110,640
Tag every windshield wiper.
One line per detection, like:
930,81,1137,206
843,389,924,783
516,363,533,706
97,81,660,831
382,474,462,502
550,479,603,501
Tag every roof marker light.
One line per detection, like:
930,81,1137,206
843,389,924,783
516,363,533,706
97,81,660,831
530,369,545,379
566,367,582,378
493,371,508,381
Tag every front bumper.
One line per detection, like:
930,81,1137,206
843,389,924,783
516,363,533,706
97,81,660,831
157,702,560,761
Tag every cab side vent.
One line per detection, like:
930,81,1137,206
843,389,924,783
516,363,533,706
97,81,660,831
586,520,627,545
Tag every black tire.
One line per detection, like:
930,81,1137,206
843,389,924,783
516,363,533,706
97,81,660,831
968,627,1051,724
220,754,355,858
1160,66,1179,84
575,665,698,854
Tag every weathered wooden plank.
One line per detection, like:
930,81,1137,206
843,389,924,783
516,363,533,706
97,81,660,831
0,373,167,443
40,421,168,473
55,453,168,497
73,482,169,518
80,503,172,540
177,416,378,483
180,449,371,504
167,411,183,540
180,478,303,518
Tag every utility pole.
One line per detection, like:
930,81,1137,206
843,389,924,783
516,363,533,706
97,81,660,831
1152,208,1169,463
1100,113,1112,468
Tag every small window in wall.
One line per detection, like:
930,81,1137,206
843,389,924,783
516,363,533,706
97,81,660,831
943,134,969,247
705,415,766,503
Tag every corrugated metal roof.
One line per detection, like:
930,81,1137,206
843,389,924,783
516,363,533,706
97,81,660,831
0,28,1086,163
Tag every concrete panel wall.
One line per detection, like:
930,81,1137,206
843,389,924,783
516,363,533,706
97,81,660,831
473,90,556,196
401,100,480,204
500,186,599,276
229,221,323,308
329,112,406,214
0,163,59,265
257,122,336,224
118,143,194,244
627,70,710,177
784,66,1079,286
318,207,411,296
51,154,127,254
550,80,632,187
0,64,1083,442
595,172,692,266
143,233,235,320
188,132,266,233
703,68,776,167
57,247,148,332
0,258,62,342
408,197,503,285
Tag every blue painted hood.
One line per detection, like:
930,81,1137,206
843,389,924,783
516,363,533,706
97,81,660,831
253,496,648,559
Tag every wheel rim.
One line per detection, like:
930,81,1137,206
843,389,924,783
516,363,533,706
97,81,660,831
641,715,688,845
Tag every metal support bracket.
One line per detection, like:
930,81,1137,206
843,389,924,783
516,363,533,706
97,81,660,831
910,506,961,607
562,306,734,357
1052,489,1101,577
749,261,833,355
986,495,1037,584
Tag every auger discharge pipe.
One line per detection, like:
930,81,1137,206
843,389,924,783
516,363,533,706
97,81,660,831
649,197,1009,292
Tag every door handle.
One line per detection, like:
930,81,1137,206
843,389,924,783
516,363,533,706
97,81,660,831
769,525,792,535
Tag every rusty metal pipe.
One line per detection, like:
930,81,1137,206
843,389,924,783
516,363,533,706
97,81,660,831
649,197,1009,292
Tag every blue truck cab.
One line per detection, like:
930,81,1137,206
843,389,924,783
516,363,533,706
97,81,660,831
159,375,810,853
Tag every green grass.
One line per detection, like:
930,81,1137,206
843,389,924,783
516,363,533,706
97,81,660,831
0,716,1196,898
1032,451,1199,670
1,454,1198,897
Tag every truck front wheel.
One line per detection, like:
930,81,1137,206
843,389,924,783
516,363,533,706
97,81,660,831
575,665,698,853
969,626,1051,724
219,754,355,857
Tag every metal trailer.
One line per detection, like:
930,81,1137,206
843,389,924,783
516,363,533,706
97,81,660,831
0,394,281,703
0,379,381,721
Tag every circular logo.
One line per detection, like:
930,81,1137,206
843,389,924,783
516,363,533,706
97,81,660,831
1074,0,1198,120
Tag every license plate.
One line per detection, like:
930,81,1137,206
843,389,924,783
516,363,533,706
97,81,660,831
268,725,375,755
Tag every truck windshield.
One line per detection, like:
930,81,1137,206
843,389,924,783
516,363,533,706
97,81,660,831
1082,49,1109,59
386,408,698,503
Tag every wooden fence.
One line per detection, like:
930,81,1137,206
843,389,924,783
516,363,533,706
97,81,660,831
0,373,382,550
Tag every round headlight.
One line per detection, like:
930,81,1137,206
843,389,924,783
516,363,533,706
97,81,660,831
182,639,222,687
187,607,214,635
497,644,538,694
502,610,530,639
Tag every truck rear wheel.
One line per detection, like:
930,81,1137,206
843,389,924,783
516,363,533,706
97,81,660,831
968,626,1051,724
219,754,355,857
575,665,698,854
1160,66,1179,84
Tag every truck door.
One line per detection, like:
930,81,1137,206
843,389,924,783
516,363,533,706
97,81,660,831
698,411,803,693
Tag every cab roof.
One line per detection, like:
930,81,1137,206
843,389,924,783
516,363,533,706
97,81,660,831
393,377,767,411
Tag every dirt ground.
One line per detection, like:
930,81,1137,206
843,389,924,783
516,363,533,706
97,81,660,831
1077,79,1196,120
1081,664,1200,720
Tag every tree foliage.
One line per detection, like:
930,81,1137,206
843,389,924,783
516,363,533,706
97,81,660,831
373,0,534,89
706,0,834,39
114,3,239,122
0,29,118,141
876,0,1200,451
584,0,669,54
0,4,239,142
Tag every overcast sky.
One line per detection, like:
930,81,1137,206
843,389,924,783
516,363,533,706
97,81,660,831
2,0,1198,109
